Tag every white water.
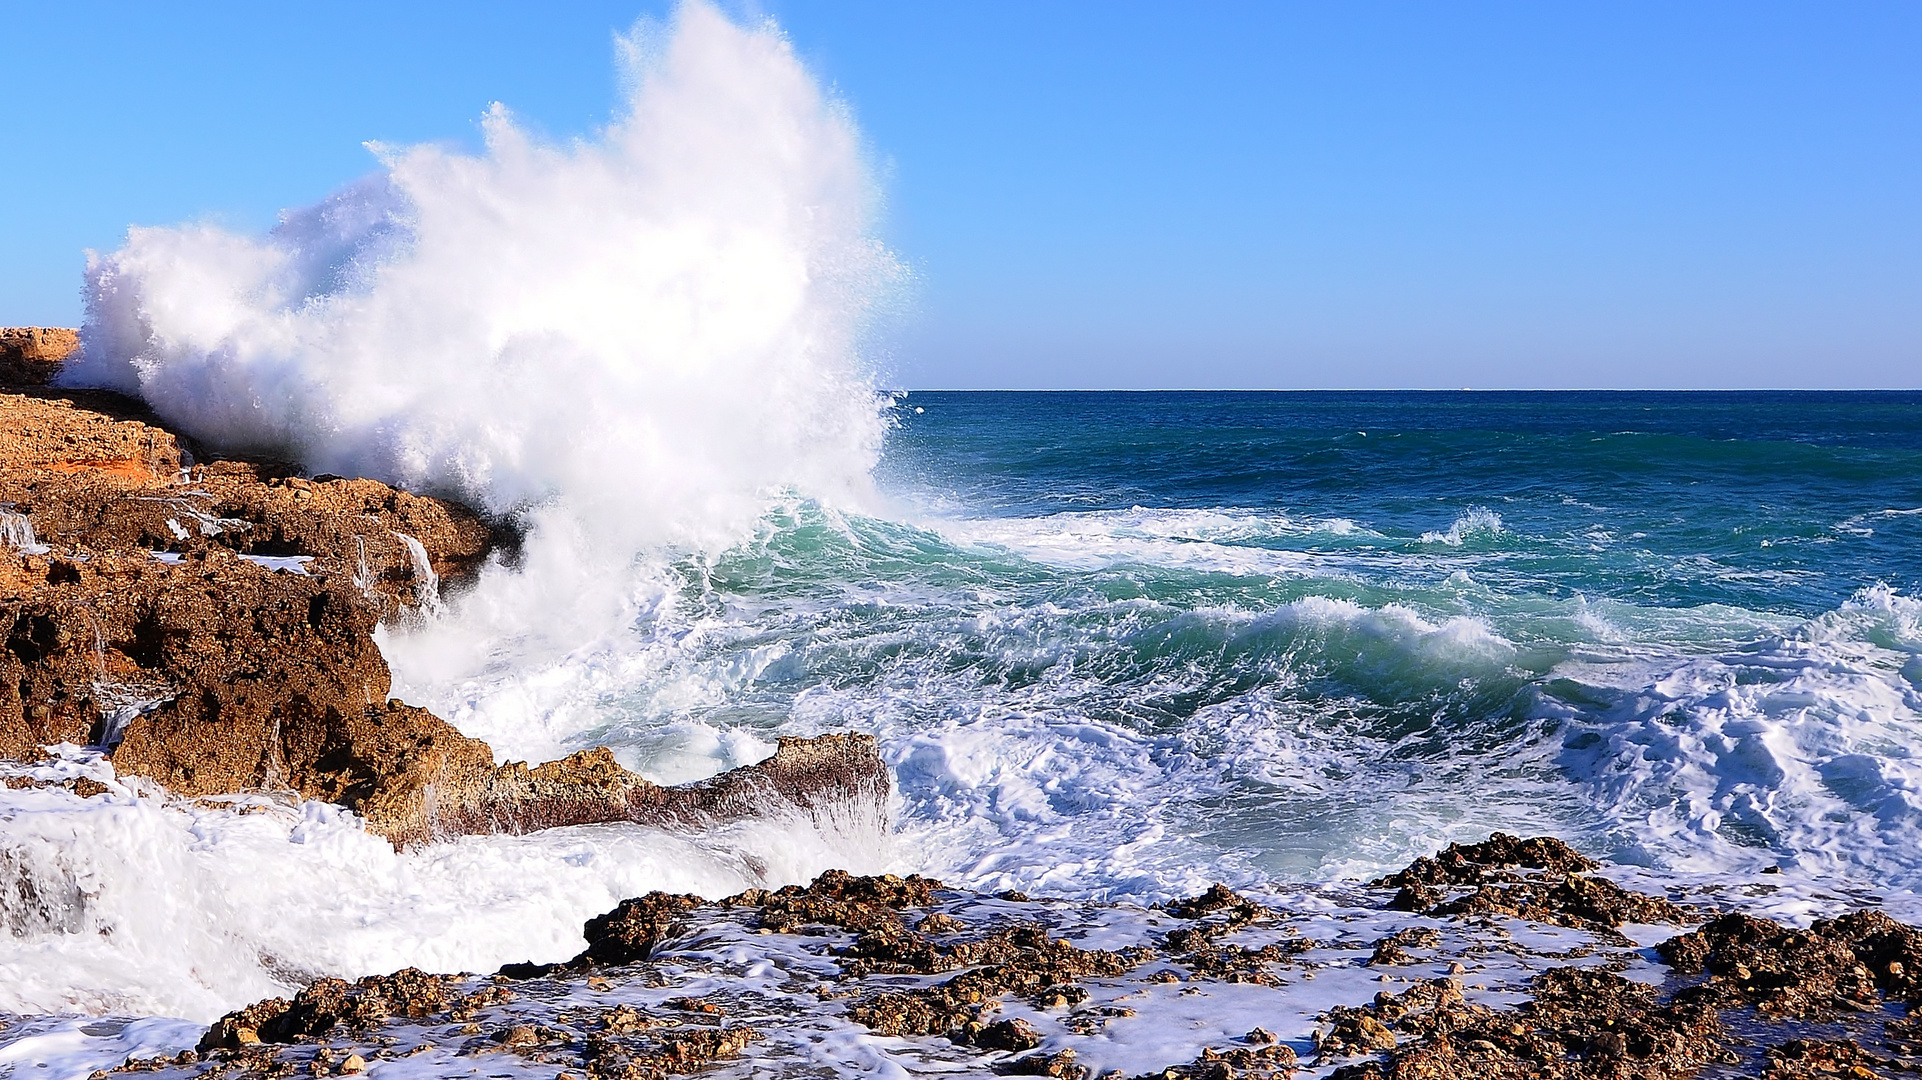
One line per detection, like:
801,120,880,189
66,0,898,678
8,0,911,1028
0,509,51,555
0,750,893,1023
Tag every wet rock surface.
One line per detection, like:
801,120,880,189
1658,908,1922,1018
73,839,1910,1080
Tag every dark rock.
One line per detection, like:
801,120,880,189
1763,1037,1898,1078
1326,967,1722,1079
582,893,707,966
1372,833,1600,891
978,1018,1044,1052
1368,927,1441,966
1655,908,1922,1018
1423,873,1689,932
999,1048,1087,1077
198,968,452,1050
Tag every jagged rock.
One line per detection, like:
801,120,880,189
178,843,1922,1080
199,968,455,1051
1138,1043,1298,1079
1373,833,1599,906
754,867,938,935
1327,968,1723,1079
584,893,710,966
0,548,400,777
847,923,1145,1040
390,733,890,847
1371,834,1687,933
1656,908,1922,1018
0,542,887,844
1763,1037,1899,1079
1423,873,1689,932
999,1048,1086,1077
0,392,493,617
1368,927,1441,966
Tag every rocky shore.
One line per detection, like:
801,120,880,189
0,328,885,844
60,832,1922,1080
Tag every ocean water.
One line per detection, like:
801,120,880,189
455,387,1922,900
867,389,1922,888
6,0,1922,1060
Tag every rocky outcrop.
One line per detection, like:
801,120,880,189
0,326,78,385
0,329,887,845
0,391,494,618
372,733,889,848
170,845,1922,1080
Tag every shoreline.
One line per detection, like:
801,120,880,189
8,835,1918,1080
4,328,1921,1078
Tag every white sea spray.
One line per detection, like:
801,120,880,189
65,1,900,687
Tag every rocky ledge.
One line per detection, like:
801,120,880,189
81,833,1922,1080
0,328,885,843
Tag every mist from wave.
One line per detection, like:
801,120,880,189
65,1,900,687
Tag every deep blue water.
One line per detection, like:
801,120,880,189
881,391,1922,614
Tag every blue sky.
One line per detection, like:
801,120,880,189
2,1,1917,389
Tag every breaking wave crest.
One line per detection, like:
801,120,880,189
66,1,898,667
1558,583,1922,882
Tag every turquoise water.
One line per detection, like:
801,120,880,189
583,391,1922,896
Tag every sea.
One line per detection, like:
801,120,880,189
3,3,1921,1070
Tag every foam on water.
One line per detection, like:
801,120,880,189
1556,583,1922,880
0,751,892,1022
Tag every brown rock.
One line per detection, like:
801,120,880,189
390,733,890,847
582,893,708,966
1318,1012,1398,1057
978,1017,1044,1052
1423,873,1689,932
0,394,493,618
1371,834,1686,933
1000,1048,1087,1078
844,919,1145,1039
0,327,79,385
1373,833,1600,893
1368,927,1441,966
1326,968,1723,1079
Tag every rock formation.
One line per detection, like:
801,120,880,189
0,329,886,844
163,840,1922,1080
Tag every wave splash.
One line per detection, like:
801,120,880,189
65,1,898,677
0,752,892,1022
